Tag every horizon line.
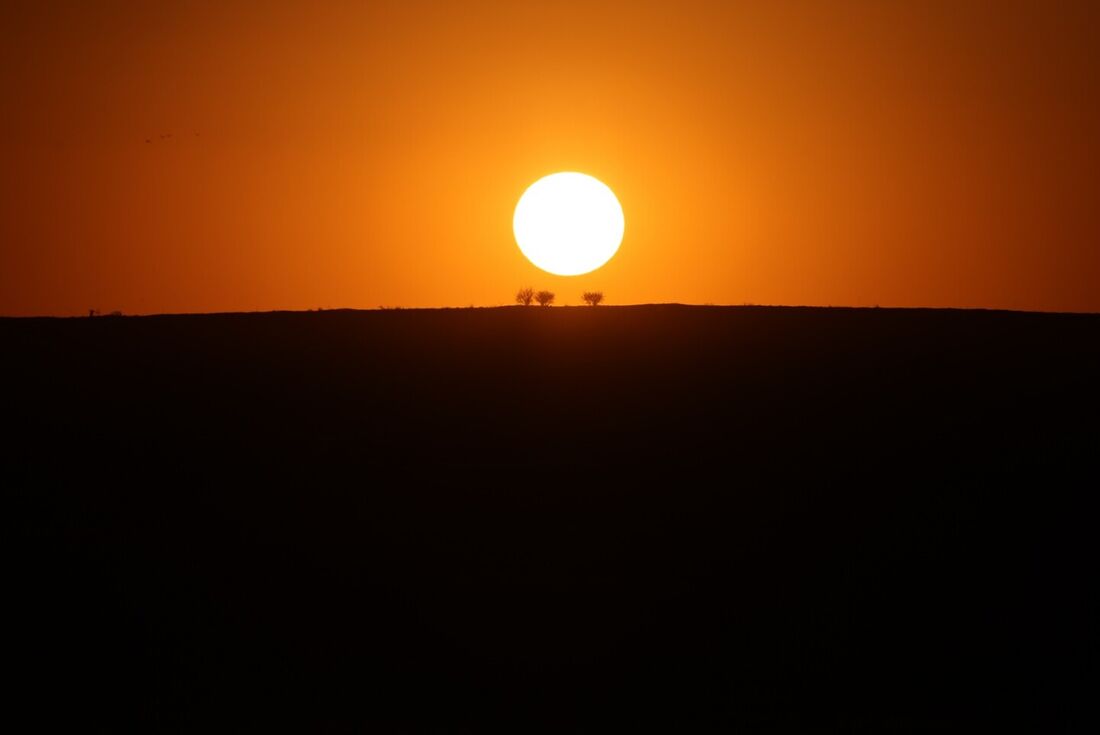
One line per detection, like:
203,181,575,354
3,303,1099,319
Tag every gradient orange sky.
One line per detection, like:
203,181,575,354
2,0,1098,315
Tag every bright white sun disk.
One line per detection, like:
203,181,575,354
513,172,624,276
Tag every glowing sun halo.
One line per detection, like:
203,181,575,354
513,172,624,276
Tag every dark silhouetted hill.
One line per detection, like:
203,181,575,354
5,305,1097,731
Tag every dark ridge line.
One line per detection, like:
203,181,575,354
3,303,1099,320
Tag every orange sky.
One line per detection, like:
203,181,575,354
1,0,1097,315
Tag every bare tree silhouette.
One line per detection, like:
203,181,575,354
535,290,555,307
516,287,535,306
582,291,604,306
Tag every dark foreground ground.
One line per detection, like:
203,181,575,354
5,305,1098,731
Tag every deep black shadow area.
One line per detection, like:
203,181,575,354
5,305,1098,731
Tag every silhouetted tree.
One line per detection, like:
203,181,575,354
582,291,604,306
535,290,555,307
516,287,535,306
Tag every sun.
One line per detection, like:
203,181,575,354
513,172,625,276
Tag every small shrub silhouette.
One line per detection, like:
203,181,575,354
582,291,604,306
535,290,555,307
516,287,535,306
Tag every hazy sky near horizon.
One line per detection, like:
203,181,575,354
2,0,1098,315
